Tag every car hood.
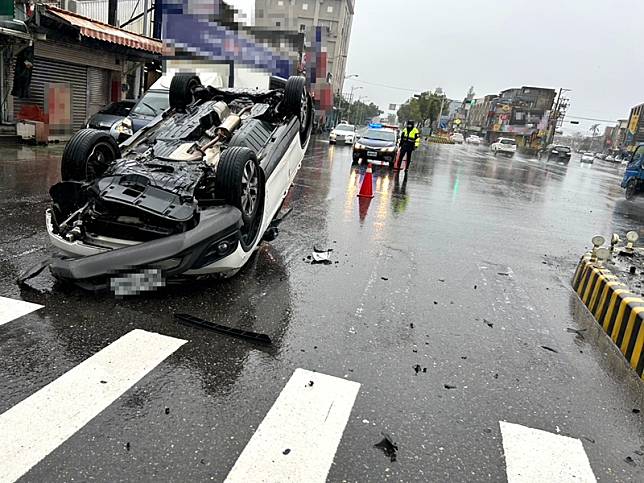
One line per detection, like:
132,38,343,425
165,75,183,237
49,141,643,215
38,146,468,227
357,138,395,148
87,114,123,129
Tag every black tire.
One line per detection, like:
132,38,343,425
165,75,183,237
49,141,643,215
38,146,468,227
282,75,312,146
60,129,120,181
169,73,201,111
625,180,639,201
216,147,265,250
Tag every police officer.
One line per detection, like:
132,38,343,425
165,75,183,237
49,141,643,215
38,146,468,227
398,120,420,170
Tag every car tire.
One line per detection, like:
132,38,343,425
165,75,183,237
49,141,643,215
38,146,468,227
282,76,313,147
169,73,201,111
60,129,120,182
216,147,265,250
625,179,639,201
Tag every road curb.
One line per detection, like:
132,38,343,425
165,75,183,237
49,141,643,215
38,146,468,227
572,254,644,380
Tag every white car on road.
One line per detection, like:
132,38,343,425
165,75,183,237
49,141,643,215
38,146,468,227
580,152,594,164
466,135,481,145
329,123,356,145
450,133,464,144
491,137,517,157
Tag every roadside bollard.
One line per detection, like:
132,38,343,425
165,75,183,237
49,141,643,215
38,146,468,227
624,231,639,254
595,247,611,267
590,235,605,262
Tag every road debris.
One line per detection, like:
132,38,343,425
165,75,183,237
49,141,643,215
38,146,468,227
413,364,421,374
307,381,314,387
566,328,586,339
374,432,398,462
625,456,637,466
540,345,558,353
484,319,494,328
444,384,456,389
410,323,414,329
633,408,641,414
174,313,272,345
165,407,170,415
381,277,389,281
310,247,333,265
283,448,291,455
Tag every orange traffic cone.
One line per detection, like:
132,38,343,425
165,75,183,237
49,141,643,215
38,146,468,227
357,163,375,198
393,149,401,170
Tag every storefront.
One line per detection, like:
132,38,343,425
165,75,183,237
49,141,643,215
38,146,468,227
10,5,162,138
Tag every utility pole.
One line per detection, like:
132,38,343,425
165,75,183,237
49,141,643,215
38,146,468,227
546,88,571,147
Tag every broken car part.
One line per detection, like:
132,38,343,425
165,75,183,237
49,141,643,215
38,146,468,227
174,313,272,345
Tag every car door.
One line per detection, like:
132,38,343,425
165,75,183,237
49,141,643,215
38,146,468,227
622,145,644,187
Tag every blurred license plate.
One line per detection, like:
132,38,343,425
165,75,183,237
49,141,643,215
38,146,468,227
367,151,378,157
110,268,165,296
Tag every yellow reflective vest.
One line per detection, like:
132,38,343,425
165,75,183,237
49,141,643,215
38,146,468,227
401,127,420,148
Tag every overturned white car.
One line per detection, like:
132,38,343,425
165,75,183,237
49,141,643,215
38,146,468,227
44,74,312,293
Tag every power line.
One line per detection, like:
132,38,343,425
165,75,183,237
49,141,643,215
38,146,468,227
348,78,420,92
565,114,619,123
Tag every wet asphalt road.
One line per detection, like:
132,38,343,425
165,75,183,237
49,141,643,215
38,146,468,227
1,139,644,482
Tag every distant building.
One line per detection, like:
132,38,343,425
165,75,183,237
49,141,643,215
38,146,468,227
466,95,498,136
624,103,644,151
465,86,556,150
612,119,628,150
254,0,355,125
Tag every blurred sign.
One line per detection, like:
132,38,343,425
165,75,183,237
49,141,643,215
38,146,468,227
0,0,13,18
389,103,396,111
628,113,639,135
453,119,462,125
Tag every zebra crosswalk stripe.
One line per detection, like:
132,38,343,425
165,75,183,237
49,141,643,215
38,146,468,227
0,329,186,483
225,368,361,483
500,421,596,482
0,296,43,327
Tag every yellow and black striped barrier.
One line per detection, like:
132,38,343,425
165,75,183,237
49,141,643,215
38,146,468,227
572,254,644,380
425,136,455,145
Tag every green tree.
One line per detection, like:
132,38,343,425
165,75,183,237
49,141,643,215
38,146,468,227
397,90,447,128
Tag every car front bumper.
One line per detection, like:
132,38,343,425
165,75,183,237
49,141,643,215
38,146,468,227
46,206,246,286
353,147,397,163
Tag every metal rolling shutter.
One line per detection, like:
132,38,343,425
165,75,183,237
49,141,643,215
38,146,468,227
87,68,109,117
13,57,88,131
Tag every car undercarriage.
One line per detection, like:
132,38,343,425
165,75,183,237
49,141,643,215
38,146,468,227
42,74,312,293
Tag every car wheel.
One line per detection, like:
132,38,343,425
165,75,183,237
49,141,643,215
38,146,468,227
625,179,639,201
216,147,265,250
169,73,201,111
60,129,120,182
282,76,313,147
493,150,497,156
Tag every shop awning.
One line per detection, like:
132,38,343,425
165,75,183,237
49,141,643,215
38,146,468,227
0,19,31,41
45,6,164,54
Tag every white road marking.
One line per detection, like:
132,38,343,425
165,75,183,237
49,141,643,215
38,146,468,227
0,296,43,327
225,368,361,483
0,329,186,483
500,421,597,483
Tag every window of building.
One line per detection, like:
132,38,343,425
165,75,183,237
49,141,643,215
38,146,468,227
300,24,306,32
277,0,284,6
276,21,281,27
327,5,333,13
257,9,263,17
302,3,308,10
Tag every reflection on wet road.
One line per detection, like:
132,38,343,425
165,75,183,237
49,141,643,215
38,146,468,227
0,140,643,481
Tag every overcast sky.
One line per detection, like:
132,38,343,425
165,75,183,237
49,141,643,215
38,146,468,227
229,0,643,134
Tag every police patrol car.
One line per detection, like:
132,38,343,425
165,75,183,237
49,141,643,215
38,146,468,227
352,123,398,167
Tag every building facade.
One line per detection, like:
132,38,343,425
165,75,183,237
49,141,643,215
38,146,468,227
465,87,555,151
255,0,355,125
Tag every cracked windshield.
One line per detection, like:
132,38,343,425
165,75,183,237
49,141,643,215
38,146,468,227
1,0,643,481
